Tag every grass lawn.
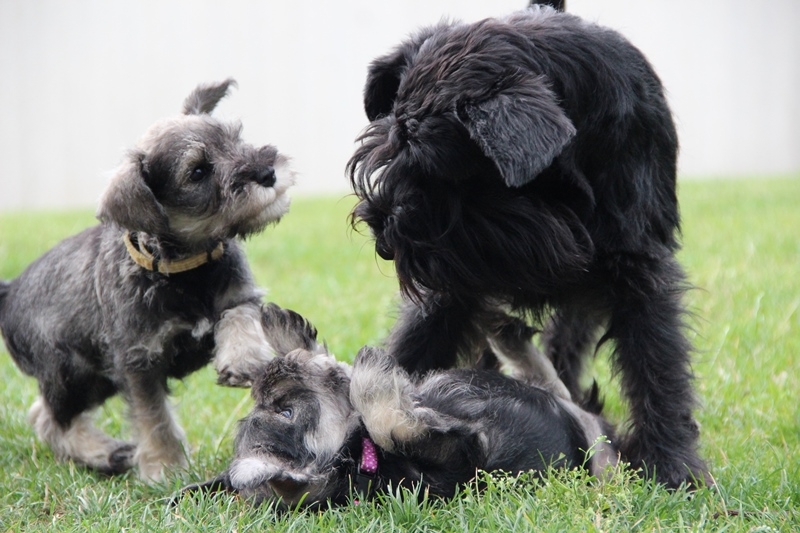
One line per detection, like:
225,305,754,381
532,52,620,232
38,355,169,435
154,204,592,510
0,177,798,531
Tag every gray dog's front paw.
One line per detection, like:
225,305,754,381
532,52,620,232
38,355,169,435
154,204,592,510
216,366,257,388
214,304,276,387
214,347,274,387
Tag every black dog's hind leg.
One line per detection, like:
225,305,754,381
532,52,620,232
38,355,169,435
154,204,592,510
606,254,709,488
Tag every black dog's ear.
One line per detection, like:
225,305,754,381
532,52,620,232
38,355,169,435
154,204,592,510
182,78,237,115
364,27,439,121
96,151,169,234
364,51,407,121
456,74,576,188
529,0,566,11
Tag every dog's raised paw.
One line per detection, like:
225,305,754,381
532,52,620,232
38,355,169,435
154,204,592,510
214,303,277,387
216,367,255,388
215,352,275,387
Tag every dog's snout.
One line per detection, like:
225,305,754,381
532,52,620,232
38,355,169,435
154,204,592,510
254,167,276,188
376,239,395,261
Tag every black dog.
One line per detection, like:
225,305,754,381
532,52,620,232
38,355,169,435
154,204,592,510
347,6,709,488
178,344,616,510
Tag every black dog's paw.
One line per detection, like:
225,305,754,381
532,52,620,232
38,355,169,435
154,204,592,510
624,437,713,490
653,460,714,490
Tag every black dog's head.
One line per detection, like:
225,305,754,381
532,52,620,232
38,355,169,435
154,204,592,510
226,349,361,509
347,13,593,301
97,79,294,249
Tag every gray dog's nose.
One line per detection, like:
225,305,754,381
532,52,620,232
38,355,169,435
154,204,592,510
254,167,276,188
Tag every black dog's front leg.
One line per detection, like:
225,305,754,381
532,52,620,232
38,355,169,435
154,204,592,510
386,296,485,374
607,255,710,488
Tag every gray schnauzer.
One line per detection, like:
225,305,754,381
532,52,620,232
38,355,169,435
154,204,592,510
0,79,296,481
177,311,617,510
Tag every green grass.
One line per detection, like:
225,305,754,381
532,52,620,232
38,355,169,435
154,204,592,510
0,177,798,531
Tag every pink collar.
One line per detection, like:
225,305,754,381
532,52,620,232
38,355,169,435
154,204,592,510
352,436,379,504
360,436,379,474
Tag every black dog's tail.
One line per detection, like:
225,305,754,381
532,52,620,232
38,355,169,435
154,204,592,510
529,0,565,11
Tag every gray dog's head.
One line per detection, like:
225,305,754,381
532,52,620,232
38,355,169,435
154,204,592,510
227,349,360,508
97,79,294,247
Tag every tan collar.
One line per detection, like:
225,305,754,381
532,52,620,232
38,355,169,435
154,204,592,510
123,232,224,275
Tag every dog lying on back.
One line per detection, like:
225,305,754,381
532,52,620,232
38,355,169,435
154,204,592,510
179,311,617,509
0,80,296,481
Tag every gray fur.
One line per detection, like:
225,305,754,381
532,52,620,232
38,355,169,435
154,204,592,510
180,340,616,509
0,79,296,481
182,78,238,115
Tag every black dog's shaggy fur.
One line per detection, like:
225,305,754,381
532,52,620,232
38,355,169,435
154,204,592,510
347,6,709,488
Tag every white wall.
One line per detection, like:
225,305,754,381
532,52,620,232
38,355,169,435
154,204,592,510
1,0,797,211
570,0,800,180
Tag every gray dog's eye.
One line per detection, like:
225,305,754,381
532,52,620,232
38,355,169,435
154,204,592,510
190,163,211,182
279,408,293,419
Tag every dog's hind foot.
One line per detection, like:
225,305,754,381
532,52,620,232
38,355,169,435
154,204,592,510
28,397,136,475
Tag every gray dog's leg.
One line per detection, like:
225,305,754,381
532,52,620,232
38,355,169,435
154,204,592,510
350,347,455,453
126,372,189,481
28,397,135,474
485,315,572,400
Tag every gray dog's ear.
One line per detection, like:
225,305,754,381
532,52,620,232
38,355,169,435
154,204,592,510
96,152,169,234
182,78,237,115
456,74,576,188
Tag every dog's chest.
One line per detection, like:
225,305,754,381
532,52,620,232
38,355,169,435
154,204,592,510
163,317,216,378
103,261,237,375
135,261,234,318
